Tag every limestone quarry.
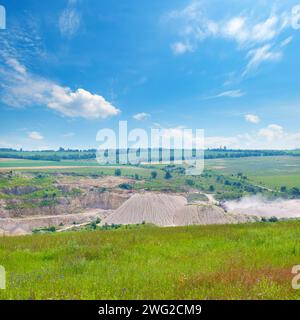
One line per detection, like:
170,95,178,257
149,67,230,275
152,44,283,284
0,180,263,235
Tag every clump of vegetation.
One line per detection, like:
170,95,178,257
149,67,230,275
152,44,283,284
185,179,195,187
32,226,56,234
164,172,172,180
150,171,157,179
114,169,122,176
261,216,279,223
118,183,133,190
187,193,208,203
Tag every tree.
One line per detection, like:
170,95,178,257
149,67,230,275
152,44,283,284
151,171,157,179
291,187,300,196
114,169,121,176
164,172,172,179
209,185,215,192
185,179,195,186
119,183,133,190
280,186,287,192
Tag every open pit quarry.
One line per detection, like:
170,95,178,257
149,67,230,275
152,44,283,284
1,188,264,235
2,174,299,236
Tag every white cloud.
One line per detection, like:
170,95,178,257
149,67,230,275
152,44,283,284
28,131,44,140
245,114,260,124
258,124,284,141
280,36,293,47
63,132,75,138
6,58,27,75
48,86,120,119
166,3,296,74
243,44,282,76
171,42,193,55
59,6,81,38
216,90,245,98
224,17,248,43
0,59,120,119
206,124,300,149
133,112,150,121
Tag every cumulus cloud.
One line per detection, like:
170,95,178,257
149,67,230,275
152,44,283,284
48,86,120,119
0,58,120,119
133,112,150,121
28,131,44,140
245,114,260,124
205,124,300,149
258,124,284,141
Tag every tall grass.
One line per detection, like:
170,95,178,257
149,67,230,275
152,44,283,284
1,221,300,300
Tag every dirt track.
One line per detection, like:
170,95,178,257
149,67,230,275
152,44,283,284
0,209,110,236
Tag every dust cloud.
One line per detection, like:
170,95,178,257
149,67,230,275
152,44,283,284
224,196,300,218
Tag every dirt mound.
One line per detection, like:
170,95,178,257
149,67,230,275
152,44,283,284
174,204,260,226
103,193,187,226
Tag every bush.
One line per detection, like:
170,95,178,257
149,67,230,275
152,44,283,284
280,186,287,192
291,187,300,196
114,169,121,176
185,179,195,186
209,185,215,192
164,172,172,180
151,171,157,179
119,183,133,190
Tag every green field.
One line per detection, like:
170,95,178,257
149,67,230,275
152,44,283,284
206,156,300,189
2,156,300,200
0,159,99,168
1,221,300,300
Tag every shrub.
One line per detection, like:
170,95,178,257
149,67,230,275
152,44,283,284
209,185,215,192
119,183,133,190
115,169,121,176
164,172,172,180
280,186,287,192
185,179,195,186
151,171,157,179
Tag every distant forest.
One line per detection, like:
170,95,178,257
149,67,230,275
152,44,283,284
0,147,299,162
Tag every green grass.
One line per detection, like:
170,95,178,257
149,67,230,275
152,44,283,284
206,156,300,189
0,159,99,168
253,175,300,189
1,221,300,300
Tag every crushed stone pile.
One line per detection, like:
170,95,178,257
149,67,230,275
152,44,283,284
174,204,260,226
103,193,187,226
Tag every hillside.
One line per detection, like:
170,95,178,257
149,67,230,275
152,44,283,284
1,221,300,300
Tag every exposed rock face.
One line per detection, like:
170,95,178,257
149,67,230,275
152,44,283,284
0,191,130,218
103,193,188,227
173,204,260,226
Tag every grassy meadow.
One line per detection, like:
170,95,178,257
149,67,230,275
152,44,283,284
206,156,300,190
1,221,300,300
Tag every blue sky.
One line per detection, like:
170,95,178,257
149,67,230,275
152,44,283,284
0,0,300,150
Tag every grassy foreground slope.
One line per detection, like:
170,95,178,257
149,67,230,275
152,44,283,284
1,221,300,300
